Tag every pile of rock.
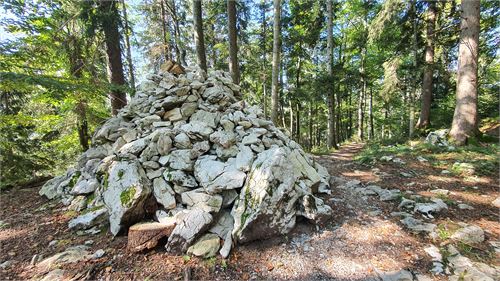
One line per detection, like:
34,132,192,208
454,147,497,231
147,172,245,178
39,64,332,258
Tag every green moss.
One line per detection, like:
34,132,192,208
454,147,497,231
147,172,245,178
68,171,81,188
81,205,104,214
118,169,124,180
85,193,96,205
120,186,136,207
102,173,109,190
64,210,78,218
437,224,451,240
241,212,250,226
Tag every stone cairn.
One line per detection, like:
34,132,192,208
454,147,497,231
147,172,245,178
39,62,333,258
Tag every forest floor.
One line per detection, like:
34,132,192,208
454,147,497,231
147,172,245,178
0,142,498,280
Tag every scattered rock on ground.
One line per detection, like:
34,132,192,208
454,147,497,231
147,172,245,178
451,224,485,244
186,233,220,258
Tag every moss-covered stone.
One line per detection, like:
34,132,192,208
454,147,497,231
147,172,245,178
120,186,136,207
68,171,81,188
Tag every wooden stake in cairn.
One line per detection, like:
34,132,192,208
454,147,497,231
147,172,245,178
160,60,185,75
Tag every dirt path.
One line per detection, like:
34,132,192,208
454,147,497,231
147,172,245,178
1,143,498,280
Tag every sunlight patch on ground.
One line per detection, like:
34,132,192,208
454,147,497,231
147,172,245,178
0,227,29,242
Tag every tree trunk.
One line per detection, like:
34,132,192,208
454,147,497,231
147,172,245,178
450,0,480,145
308,102,313,150
121,0,136,94
168,0,185,65
66,33,90,151
160,0,171,60
357,48,366,140
295,102,301,143
326,0,338,149
100,0,127,115
348,91,352,138
416,0,436,129
368,87,374,140
261,1,267,118
192,0,207,72
270,0,281,125
289,99,294,137
227,0,240,84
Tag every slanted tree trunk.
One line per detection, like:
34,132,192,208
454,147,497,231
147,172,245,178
227,0,240,84
192,0,207,72
450,0,480,145
99,0,127,115
270,0,281,125
326,0,338,149
121,0,136,94
416,0,436,129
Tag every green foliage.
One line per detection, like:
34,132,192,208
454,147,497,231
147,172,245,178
182,255,191,263
0,0,114,188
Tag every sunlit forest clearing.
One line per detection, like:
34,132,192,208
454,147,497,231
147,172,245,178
0,0,498,280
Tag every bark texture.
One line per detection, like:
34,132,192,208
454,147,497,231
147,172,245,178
416,1,436,129
193,0,207,72
127,222,175,253
326,0,338,149
121,0,136,94
100,0,127,115
450,0,480,145
227,0,240,84
270,0,281,125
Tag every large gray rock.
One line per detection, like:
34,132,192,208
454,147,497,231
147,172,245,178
68,208,107,230
165,208,213,254
153,177,176,209
194,156,246,193
39,175,67,199
425,129,449,146
37,245,91,270
71,178,99,195
168,149,193,171
102,161,151,235
414,198,447,217
451,224,485,244
186,233,220,258
181,189,223,213
232,147,331,243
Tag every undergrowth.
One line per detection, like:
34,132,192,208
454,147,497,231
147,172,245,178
355,140,498,177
